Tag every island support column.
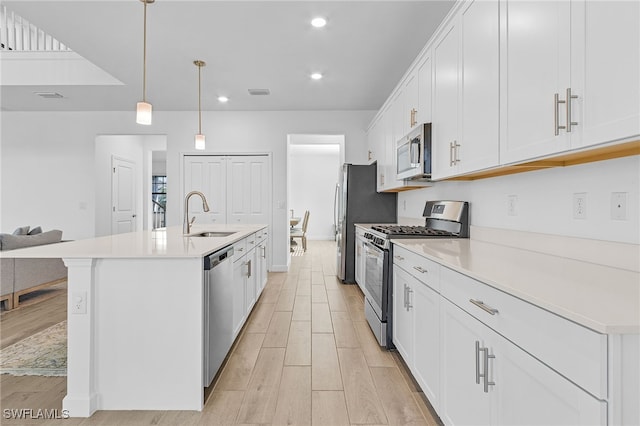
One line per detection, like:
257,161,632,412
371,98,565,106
62,258,97,417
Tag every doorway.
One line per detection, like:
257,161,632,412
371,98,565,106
287,135,345,244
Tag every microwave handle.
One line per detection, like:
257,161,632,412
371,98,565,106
410,138,421,167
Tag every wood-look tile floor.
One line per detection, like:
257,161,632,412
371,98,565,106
0,240,441,425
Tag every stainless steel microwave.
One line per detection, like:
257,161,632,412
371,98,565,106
396,123,432,180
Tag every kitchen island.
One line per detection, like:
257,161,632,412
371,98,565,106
0,224,267,417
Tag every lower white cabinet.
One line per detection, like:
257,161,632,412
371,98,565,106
440,297,606,426
391,243,620,425
355,228,366,291
231,229,267,338
393,246,441,410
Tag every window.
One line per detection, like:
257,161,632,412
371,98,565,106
152,175,166,229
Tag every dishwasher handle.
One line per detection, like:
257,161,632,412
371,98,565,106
204,245,235,270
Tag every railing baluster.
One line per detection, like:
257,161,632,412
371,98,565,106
1,5,71,52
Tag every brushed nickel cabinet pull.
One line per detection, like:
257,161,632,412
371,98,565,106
482,347,495,393
566,88,578,132
413,266,428,274
469,299,499,315
449,142,456,166
475,341,481,384
394,255,405,261
554,93,566,136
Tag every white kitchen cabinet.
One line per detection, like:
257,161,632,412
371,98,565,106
183,155,271,226
354,227,366,291
570,0,640,149
232,239,248,338
245,233,258,312
417,53,433,125
403,69,420,134
432,21,460,180
501,0,639,164
500,0,572,164
392,266,414,364
440,297,606,426
433,0,500,179
256,229,268,296
393,245,441,409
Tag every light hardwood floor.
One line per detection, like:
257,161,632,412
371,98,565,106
0,240,442,425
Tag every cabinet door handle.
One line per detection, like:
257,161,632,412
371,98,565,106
554,93,566,135
481,347,496,393
407,287,413,310
247,260,252,278
475,341,481,384
469,299,499,315
413,266,428,274
449,142,455,166
403,283,408,308
394,255,404,261
566,88,578,132
454,141,461,164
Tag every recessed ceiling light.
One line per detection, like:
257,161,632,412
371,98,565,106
218,96,229,103
311,17,327,28
311,73,323,80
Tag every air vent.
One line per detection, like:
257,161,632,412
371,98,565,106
33,91,63,99
248,88,270,96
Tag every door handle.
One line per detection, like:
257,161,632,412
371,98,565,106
554,93,566,135
406,287,413,310
566,88,578,132
413,266,428,274
469,299,499,315
246,260,252,278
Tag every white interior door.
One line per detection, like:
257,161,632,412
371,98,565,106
112,156,137,234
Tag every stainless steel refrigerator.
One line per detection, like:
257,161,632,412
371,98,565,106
336,163,397,283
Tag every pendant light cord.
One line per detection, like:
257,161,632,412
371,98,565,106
142,0,148,103
198,64,202,134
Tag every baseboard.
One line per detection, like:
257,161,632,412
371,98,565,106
270,264,289,272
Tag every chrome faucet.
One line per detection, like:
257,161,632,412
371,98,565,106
184,191,210,234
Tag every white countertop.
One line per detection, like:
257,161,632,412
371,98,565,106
392,238,640,334
0,224,267,259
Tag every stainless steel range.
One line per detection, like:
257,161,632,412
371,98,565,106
362,200,469,348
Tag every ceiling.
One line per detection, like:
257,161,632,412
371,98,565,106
1,1,455,112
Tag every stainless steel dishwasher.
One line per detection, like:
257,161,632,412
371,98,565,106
203,245,234,388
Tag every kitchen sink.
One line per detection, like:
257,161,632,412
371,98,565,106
191,231,235,238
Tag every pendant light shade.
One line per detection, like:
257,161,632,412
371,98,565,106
136,0,154,125
195,134,206,150
194,60,206,150
136,102,152,125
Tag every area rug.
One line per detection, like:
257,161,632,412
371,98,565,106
0,321,67,376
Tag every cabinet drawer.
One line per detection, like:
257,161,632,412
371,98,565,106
393,245,440,292
233,239,247,259
440,267,607,399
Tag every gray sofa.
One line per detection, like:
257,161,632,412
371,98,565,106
0,229,67,310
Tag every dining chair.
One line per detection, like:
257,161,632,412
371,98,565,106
290,210,310,252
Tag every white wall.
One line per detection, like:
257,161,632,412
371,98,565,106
398,155,640,244
289,143,342,240
94,135,144,237
1,110,373,270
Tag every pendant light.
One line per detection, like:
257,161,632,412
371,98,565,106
136,0,154,125
194,60,206,150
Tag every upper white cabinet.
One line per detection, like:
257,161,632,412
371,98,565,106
570,0,640,149
433,0,500,179
432,21,460,180
501,0,640,164
500,1,572,163
369,0,638,182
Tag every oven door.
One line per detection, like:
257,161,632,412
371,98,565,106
363,241,386,320
396,133,423,180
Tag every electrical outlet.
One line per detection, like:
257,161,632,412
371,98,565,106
573,193,587,219
611,192,627,220
507,195,517,216
71,291,87,314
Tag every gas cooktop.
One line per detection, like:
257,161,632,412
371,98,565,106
370,225,457,237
